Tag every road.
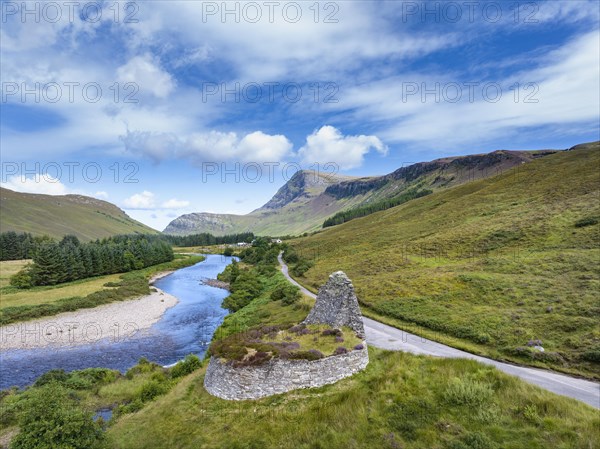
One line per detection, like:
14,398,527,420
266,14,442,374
278,254,600,409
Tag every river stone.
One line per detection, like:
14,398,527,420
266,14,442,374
303,271,365,338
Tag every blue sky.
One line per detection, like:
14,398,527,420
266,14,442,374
1,0,599,230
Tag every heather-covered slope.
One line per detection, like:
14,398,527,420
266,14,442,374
289,142,600,378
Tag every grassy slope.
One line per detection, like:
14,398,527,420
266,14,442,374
165,150,558,237
0,188,157,240
289,145,600,378
106,270,599,449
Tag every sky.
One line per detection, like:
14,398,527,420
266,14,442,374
1,0,599,231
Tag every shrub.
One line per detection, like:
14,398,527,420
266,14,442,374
9,267,33,288
103,281,121,287
443,377,494,407
582,347,600,363
223,247,234,257
270,283,301,305
171,354,203,378
33,369,69,387
354,344,365,350
447,432,498,449
322,329,342,337
291,260,313,277
287,349,324,361
11,383,105,449
333,347,348,355
575,216,598,228
65,368,119,390
139,380,169,402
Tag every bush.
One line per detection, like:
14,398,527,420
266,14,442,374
291,260,313,277
9,267,33,288
321,329,342,337
582,347,600,363
33,369,69,387
223,247,234,257
171,354,202,378
447,432,498,449
333,347,348,355
443,377,494,407
575,216,598,228
11,383,105,449
287,349,324,361
139,380,169,402
270,283,301,305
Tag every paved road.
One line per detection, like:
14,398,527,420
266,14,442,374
278,254,600,409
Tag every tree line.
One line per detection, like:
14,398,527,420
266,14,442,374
162,232,254,247
10,234,174,288
322,188,433,228
0,231,256,262
0,231,54,261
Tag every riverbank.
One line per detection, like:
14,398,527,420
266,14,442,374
201,278,230,290
0,284,178,351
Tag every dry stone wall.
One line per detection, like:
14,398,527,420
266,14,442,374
204,346,369,400
204,270,369,400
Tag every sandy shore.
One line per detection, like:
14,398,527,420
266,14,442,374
0,272,178,351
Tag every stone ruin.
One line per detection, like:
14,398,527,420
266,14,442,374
203,271,369,400
303,271,365,338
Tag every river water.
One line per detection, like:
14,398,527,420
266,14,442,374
0,254,233,389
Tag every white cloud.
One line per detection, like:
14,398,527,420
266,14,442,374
184,130,293,162
328,31,600,151
122,191,156,209
94,191,109,199
122,129,293,164
298,126,387,170
117,54,175,98
1,174,69,195
161,198,190,209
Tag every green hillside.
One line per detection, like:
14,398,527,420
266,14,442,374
290,143,600,378
164,149,557,237
105,265,598,449
0,188,157,241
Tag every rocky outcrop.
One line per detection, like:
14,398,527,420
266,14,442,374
303,271,365,338
204,347,369,401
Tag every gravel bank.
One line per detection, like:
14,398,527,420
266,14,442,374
0,272,178,351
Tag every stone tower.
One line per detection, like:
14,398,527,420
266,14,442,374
303,271,365,338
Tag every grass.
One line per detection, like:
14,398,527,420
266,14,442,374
0,260,29,288
0,187,157,241
103,252,598,448
105,348,599,449
289,145,600,379
0,255,205,325
3,248,598,448
209,324,363,366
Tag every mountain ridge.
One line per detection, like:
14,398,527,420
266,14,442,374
164,147,563,236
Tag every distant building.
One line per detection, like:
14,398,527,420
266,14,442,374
237,242,250,247
271,239,282,244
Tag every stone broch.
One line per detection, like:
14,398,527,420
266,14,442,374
303,271,365,338
203,271,369,400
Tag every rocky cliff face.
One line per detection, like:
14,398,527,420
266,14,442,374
303,271,365,338
164,148,560,236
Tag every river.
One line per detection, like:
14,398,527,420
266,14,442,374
0,254,233,389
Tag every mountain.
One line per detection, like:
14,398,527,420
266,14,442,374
164,148,558,236
0,188,157,240
164,170,360,236
289,141,600,378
